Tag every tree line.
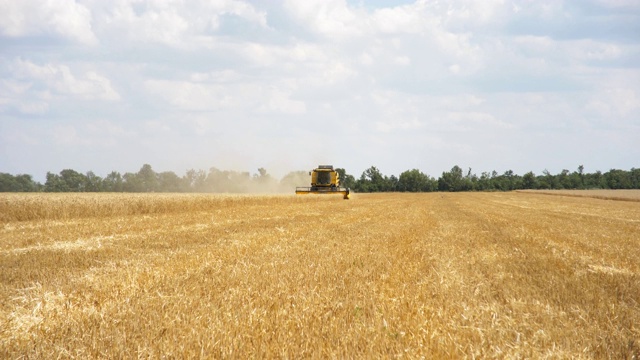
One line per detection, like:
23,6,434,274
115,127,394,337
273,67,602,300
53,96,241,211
347,165,640,192
1,164,639,193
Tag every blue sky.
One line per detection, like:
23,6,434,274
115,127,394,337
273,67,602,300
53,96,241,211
1,0,639,182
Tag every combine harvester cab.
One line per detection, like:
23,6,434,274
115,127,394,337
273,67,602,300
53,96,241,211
296,165,350,200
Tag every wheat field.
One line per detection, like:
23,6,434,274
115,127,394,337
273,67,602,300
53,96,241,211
1,192,639,358
517,189,640,202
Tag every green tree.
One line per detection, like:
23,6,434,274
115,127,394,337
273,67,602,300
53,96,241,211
356,166,386,192
0,173,39,192
0,173,16,192
183,169,207,192
122,172,142,192
387,175,398,191
158,171,182,192
438,165,466,191
138,164,158,192
335,168,356,189
45,172,67,192
605,169,631,189
43,169,87,192
495,170,521,191
476,172,494,191
398,169,435,192
630,168,640,189
541,169,558,189
60,169,88,191
558,169,571,189
522,171,537,189
584,170,605,189
465,168,478,191
205,168,229,192
84,171,103,192
577,165,585,188
103,171,123,192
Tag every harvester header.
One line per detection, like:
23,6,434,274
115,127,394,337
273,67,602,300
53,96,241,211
295,165,350,199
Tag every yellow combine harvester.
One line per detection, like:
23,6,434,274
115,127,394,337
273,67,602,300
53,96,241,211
295,165,350,199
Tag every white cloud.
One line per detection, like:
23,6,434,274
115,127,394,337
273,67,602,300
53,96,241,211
240,43,281,66
441,0,510,25
283,0,364,38
369,3,432,34
48,119,137,149
0,0,97,45
375,118,422,133
1,60,119,116
394,56,411,66
0,126,40,146
511,36,628,67
0,79,49,114
445,111,513,131
53,125,79,145
13,59,120,101
591,0,640,9
145,80,235,111
0,79,32,94
92,117,131,133
570,40,624,61
145,78,306,115
513,35,554,51
95,0,268,48
189,70,243,83
359,52,374,66
1,0,639,178
259,88,306,115
587,87,640,120
133,8,190,46
16,101,50,115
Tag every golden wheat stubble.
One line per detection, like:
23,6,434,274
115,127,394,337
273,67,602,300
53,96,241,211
0,192,638,358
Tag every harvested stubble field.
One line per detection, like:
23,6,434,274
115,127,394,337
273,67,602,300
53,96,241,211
518,189,640,202
1,192,639,359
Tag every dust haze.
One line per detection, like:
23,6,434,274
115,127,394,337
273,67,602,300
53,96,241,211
183,167,311,194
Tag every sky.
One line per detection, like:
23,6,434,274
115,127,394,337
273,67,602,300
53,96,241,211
1,0,639,182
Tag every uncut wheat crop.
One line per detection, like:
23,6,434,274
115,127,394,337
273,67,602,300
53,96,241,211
1,192,639,358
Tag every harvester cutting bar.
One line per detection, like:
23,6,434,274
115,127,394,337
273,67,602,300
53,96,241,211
296,187,350,199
